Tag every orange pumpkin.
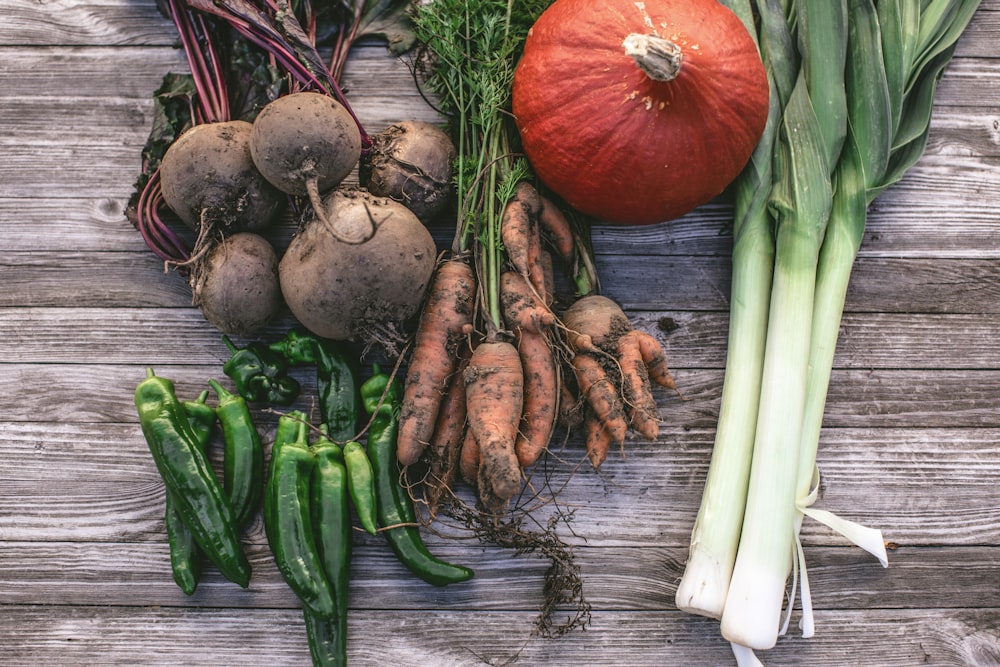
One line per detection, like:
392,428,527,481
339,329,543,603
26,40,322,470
512,0,769,225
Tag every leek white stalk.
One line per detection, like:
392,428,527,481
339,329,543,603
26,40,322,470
720,69,834,651
674,0,792,619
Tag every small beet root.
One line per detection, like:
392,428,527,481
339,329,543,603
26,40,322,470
190,232,283,336
159,120,285,233
249,91,362,199
359,120,456,224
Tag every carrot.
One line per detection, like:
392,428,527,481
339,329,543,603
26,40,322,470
500,271,553,334
513,328,558,468
501,181,546,297
464,340,524,508
571,351,628,445
538,194,574,263
423,346,471,516
635,330,677,391
584,412,614,469
459,426,479,488
539,249,555,306
558,377,584,430
616,331,660,440
397,256,476,466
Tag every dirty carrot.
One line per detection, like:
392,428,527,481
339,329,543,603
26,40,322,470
635,329,677,391
584,412,615,469
397,256,475,466
500,181,547,297
537,193,575,263
424,347,471,516
616,331,661,440
500,270,554,334
464,340,524,509
459,427,480,488
513,328,558,469
571,352,628,448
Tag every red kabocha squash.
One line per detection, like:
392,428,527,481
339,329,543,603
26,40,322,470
512,0,769,225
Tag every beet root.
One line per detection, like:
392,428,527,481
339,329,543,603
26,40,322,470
159,120,285,233
278,188,437,346
359,120,456,223
190,232,283,336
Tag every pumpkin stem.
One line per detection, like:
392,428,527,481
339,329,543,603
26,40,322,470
622,33,682,82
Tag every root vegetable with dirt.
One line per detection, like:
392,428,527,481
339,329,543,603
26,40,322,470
278,188,438,348
360,120,457,224
159,120,286,236
396,256,476,467
191,232,283,336
562,294,677,467
249,91,362,224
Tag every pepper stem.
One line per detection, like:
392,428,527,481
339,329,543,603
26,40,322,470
622,33,683,82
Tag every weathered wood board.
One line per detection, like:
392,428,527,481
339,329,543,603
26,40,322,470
1,2,999,665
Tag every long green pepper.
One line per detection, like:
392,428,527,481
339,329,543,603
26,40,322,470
342,441,378,536
263,414,337,619
209,378,264,528
135,369,251,588
165,390,216,595
306,428,352,667
361,367,473,586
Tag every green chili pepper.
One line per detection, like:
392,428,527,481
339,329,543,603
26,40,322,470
361,366,474,586
222,335,301,405
268,330,360,441
263,414,337,619
164,390,216,595
268,328,321,366
303,608,345,667
135,369,251,588
306,427,351,667
316,340,360,443
342,441,378,536
271,410,309,463
209,379,264,529
263,411,308,555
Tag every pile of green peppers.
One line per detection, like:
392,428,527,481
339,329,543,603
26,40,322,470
263,358,473,666
135,332,473,667
135,369,263,591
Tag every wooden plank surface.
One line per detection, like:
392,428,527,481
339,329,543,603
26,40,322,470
2,2,999,666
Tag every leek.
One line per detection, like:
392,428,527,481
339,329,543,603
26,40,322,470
720,61,837,650
675,0,981,657
674,0,795,620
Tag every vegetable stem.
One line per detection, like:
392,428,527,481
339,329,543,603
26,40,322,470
719,66,834,650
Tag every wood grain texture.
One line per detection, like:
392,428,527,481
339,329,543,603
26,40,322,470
1,1,999,665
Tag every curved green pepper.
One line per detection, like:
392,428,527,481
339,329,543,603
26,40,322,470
135,369,250,588
316,341,360,443
342,441,378,536
165,390,216,595
263,414,337,619
268,330,360,442
209,379,264,529
306,428,352,667
222,335,300,405
361,367,474,586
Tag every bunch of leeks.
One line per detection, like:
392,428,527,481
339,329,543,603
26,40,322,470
675,0,982,657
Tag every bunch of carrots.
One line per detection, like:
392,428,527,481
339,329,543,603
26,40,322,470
397,0,677,513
